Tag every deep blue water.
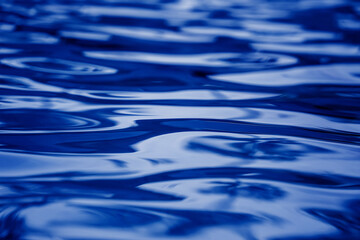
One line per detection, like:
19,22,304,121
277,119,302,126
0,0,360,239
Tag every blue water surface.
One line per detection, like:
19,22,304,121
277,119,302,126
0,0,360,239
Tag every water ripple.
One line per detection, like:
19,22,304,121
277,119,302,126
84,51,298,69
0,75,62,92
211,63,360,86
252,43,360,57
1,57,118,75
0,0,359,239
0,32,59,44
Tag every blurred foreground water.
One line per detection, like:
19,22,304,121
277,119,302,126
0,0,360,239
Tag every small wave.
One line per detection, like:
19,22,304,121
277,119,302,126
1,57,118,75
0,32,59,44
252,43,360,57
0,0,359,239
84,51,297,69
0,109,99,131
210,63,360,86
182,26,337,43
0,75,62,92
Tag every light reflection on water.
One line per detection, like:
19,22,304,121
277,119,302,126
0,0,359,239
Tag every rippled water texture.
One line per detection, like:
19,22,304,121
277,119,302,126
0,0,360,239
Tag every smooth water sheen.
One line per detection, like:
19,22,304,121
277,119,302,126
0,0,360,239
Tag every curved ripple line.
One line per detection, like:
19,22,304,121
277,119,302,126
0,32,59,44
182,26,337,43
1,57,118,75
0,0,359,239
72,24,215,43
84,51,298,69
0,109,101,132
210,63,360,86
252,43,360,57
0,75,62,92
